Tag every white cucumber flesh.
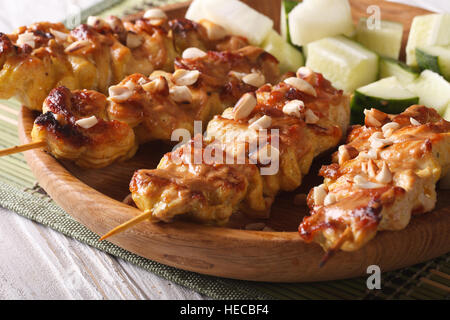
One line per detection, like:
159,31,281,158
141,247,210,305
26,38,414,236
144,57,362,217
262,30,304,73
305,36,378,93
406,13,450,66
288,0,354,47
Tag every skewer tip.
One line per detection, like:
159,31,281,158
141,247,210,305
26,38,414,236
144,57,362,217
99,210,153,241
0,140,46,157
318,226,353,267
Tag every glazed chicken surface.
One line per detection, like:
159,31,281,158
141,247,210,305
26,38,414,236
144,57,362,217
131,139,265,224
31,46,279,167
108,46,279,144
0,13,248,111
129,68,350,224
299,105,450,253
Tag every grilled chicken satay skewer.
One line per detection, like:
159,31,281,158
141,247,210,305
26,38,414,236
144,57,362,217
4,46,279,168
299,105,450,254
100,67,350,240
0,9,248,111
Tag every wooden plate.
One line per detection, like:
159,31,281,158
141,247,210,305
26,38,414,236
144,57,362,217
17,0,450,282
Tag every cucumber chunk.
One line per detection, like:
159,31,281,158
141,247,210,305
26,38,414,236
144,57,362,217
185,0,212,22
406,13,450,67
444,106,450,122
350,76,419,123
379,58,419,85
281,0,301,45
306,36,378,93
355,18,403,59
201,0,273,45
185,0,273,45
416,46,450,81
288,0,354,47
406,69,450,115
262,30,304,73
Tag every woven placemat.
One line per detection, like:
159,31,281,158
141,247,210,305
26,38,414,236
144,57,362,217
0,0,449,300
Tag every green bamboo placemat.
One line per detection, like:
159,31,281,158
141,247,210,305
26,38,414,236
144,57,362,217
0,0,449,300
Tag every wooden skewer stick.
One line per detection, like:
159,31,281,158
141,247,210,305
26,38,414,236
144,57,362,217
319,226,353,267
331,226,353,251
100,210,154,241
0,141,46,157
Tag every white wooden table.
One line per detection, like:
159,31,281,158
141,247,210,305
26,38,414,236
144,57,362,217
0,206,205,299
0,0,448,300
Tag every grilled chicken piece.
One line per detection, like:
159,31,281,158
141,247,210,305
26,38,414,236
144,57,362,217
31,87,137,168
128,68,350,224
108,46,279,143
0,14,248,111
31,46,279,167
299,105,450,253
